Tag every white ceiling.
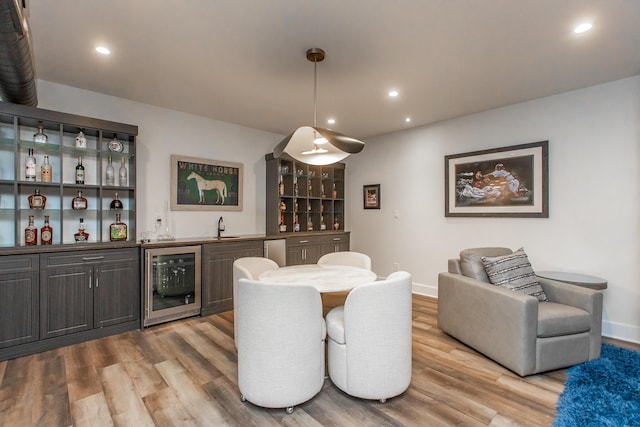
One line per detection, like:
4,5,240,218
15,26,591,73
27,1,640,140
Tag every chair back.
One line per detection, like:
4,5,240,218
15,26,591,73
236,278,325,408
233,257,279,347
343,271,412,398
318,251,372,270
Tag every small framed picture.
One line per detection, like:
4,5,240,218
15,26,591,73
363,184,381,209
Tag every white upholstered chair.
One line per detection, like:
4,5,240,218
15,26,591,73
318,251,372,270
325,271,412,402
232,257,279,348
236,278,326,413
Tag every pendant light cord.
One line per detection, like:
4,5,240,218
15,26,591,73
313,58,318,127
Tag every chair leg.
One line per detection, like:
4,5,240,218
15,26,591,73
240,394,246,402
286,406,294,414
379,398,387,403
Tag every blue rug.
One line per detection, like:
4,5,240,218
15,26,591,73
553,343,640,427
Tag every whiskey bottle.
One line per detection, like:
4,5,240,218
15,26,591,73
293,177,299,196
279,215,287,232
25,148,36,182
41,215,53,245
333,217,340,230
294,215,300,232
278,176,285,195
308,181,313,197
110,192,123,210
307,216,313,231
74,218,89,243
75,130,87,148
332,183,337,199
279,200,286,212
119,157,128,186
25,215,37,245
321,183,326,198
41,155,52,182
320,215,327,231
33,124,48,144
109,213,128,241
105,154,115,186
75,156,85,184
28,188,47,209
72,190,88,210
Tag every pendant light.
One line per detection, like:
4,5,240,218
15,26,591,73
273,48,365,165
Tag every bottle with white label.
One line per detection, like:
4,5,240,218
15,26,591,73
41,155,52,182
105,155,115,186
119,157,128,186
25,148,36,182
75,156,85,184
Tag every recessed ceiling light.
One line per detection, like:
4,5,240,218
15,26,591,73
388,90,399,97
574,22,592,34
405,117,411,123
95,46,111,55
327,118,335,125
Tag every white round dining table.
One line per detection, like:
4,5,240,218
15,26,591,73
258,264,377,293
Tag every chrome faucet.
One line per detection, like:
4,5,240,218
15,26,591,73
217,216,225,238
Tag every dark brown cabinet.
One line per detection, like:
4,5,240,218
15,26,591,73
201,241,263,316
286,233,350,265
265,153,345,235
40,248,139,339
0,255,39,349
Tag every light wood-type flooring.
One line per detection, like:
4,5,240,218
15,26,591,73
1,294,637,427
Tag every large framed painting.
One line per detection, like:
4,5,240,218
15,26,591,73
170,155,243,211
445,141,548,217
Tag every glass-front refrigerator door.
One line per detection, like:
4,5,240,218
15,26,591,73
144,245,201,326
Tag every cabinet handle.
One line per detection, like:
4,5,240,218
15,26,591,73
299,240,309,243
83,256,105,261
89,274,92,289
333,237,341,241
95,270,99,287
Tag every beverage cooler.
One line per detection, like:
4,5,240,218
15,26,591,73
144,246,201,326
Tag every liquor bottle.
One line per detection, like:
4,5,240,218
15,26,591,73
333,217,340,230
308,181,313,197
74,218,89,243
28,188,47,209
119,157,128,186
321,183,326,198
25,215,37,245
110,192,123,210
278,176,285,195
41,154,52,182
41,215,53,245
33,124,48,144
72,190,88,210
320,215,327,231
109,213,128,241
75,130,87,148
294,215,300,232
75,156,85,184
332,183,337,198
294,200,299,212
307,216,313,231
279,214,287,232
293,177,298,196
25,148,36,182
105,154,115,185
279,200,286,211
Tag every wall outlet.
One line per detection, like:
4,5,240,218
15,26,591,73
394,262,400,272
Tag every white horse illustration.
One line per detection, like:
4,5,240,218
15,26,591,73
187,172,227,204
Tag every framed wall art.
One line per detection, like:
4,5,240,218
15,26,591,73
444,141,548,217
170,155,243,211
363,184,381,209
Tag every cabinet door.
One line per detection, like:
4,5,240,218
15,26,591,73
94,255,139,328
320,234,350,256
0,255,39,348
201,242,262,315
40,265,93,339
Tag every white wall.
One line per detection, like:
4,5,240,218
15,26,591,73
36,80,282,238
345,75,640,343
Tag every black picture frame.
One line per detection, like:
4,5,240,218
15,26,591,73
444,141,548,217
363,184,381,209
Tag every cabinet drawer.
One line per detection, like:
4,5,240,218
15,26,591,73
0,254,39,273
41,248,138,268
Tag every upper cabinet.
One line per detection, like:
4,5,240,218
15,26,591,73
265,153,345,235
0,102,138,248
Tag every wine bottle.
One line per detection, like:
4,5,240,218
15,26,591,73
25,148,36,182
75,156,85,184
41,155,52,182
41,215,53,245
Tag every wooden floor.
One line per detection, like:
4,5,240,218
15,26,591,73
0,295,637,427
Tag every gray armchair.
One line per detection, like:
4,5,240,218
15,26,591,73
438,247,603,376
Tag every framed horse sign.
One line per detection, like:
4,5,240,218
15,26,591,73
170,155,243,211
